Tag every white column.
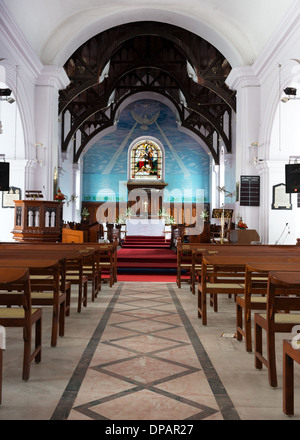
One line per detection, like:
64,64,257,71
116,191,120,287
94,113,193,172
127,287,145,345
34,66,69,199
226,66,261,232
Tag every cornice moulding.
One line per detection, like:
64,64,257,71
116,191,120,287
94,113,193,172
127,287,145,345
36,66,70,90
226,66,261,91
0,2,42,79
252,0,300,80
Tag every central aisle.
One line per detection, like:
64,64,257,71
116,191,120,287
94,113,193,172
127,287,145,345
51,282,238,420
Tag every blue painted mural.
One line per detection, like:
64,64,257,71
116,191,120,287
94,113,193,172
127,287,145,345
83,99,210,203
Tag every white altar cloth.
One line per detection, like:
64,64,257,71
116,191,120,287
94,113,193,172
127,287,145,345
126,218,165,236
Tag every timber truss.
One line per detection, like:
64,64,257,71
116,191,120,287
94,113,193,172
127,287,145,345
59,22,236,165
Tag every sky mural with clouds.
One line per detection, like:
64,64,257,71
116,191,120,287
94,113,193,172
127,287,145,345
83,99,210,203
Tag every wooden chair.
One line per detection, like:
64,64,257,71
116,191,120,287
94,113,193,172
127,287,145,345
0,258,70,347
99,244,115,287
254,271,300,387
236,263,269,352
176,243,193,288
198,254,245,325
82,249,100,299
0,267,42,381
0,325,4,404
190,248,204,294
65,257,88,313
237,261,300,352
283,339,300,416
30,260,68,347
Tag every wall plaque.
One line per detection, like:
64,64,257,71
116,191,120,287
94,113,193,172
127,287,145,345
272,183,292,210
2,187,21,208
240,175,260,206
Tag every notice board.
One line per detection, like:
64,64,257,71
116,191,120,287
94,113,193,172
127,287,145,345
240,175,260,206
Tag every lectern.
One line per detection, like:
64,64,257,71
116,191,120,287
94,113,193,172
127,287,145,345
12,200,63,242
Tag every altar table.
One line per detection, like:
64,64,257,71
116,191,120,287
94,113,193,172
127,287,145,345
126,218,165,236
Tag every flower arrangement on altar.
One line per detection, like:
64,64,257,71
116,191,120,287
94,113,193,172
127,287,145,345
116,207,134,224
237,218,248,229
158,208,175,224
81,207,90,219
200,209,209,221
54,188,66,201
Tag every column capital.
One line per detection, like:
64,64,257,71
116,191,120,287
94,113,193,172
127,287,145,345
226,66,261,91
36,65,70,90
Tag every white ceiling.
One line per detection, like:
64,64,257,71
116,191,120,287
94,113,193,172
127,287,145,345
3,0,295,67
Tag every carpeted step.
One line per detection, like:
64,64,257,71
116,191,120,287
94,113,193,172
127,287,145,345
117,247,178,275
122,235,171,249
118,261,177,268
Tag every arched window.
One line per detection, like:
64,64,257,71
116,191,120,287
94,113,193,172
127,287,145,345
130,139,162,180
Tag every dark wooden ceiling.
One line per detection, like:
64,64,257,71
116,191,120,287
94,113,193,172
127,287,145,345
59,21,236,165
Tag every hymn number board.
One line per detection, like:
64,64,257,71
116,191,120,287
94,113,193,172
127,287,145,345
240,176,260,206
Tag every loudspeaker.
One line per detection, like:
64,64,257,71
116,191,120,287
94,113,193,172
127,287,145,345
285,163,300,193
0,162,9,191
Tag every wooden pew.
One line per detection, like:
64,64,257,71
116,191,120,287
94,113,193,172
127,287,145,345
0,258,68,347
237,261,300,352
283,339,300,416
0,267,42,381
254,271,300,388
0,247,91,313
198,251,300,326
0,240,118,290
0,346,2,404
177,241,300,292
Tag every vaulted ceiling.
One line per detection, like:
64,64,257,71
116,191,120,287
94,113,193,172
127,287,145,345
3,1,294,165
59,22,236,164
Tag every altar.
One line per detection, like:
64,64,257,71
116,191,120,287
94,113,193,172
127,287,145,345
126,218,165,236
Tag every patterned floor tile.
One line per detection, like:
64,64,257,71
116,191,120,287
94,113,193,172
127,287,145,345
51,282,239,421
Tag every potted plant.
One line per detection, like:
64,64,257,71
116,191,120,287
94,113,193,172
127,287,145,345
200,209,209,222
54,188,65,201
81,207,90,221
237,218,248,229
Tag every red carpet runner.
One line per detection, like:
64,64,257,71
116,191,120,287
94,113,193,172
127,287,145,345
121,235,171,249
117,235,186,282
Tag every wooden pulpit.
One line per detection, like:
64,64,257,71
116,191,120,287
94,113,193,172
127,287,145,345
12,200,63,242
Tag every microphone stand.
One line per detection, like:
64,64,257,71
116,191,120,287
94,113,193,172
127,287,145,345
275,223,288,245
281,226,291,244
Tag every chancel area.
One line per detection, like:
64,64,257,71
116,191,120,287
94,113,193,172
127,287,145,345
1,0,300,422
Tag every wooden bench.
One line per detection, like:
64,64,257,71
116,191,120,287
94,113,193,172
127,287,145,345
237,260,300,352
178,242,300,293
177,243,193,288
198,251,300,326
0,258,68,347
0,248,90,313
198,253,247,325
254,271,300,387
283,339,300,416
0,324,4,404
0,267,42,381
1,241,118,290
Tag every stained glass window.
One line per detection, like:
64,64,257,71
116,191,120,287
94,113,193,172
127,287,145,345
130,140,162,180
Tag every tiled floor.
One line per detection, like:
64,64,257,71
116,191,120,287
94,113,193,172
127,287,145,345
1,280,300,421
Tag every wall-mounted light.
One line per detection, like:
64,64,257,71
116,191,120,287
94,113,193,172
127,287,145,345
0,88,15,104
281,87,300,103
